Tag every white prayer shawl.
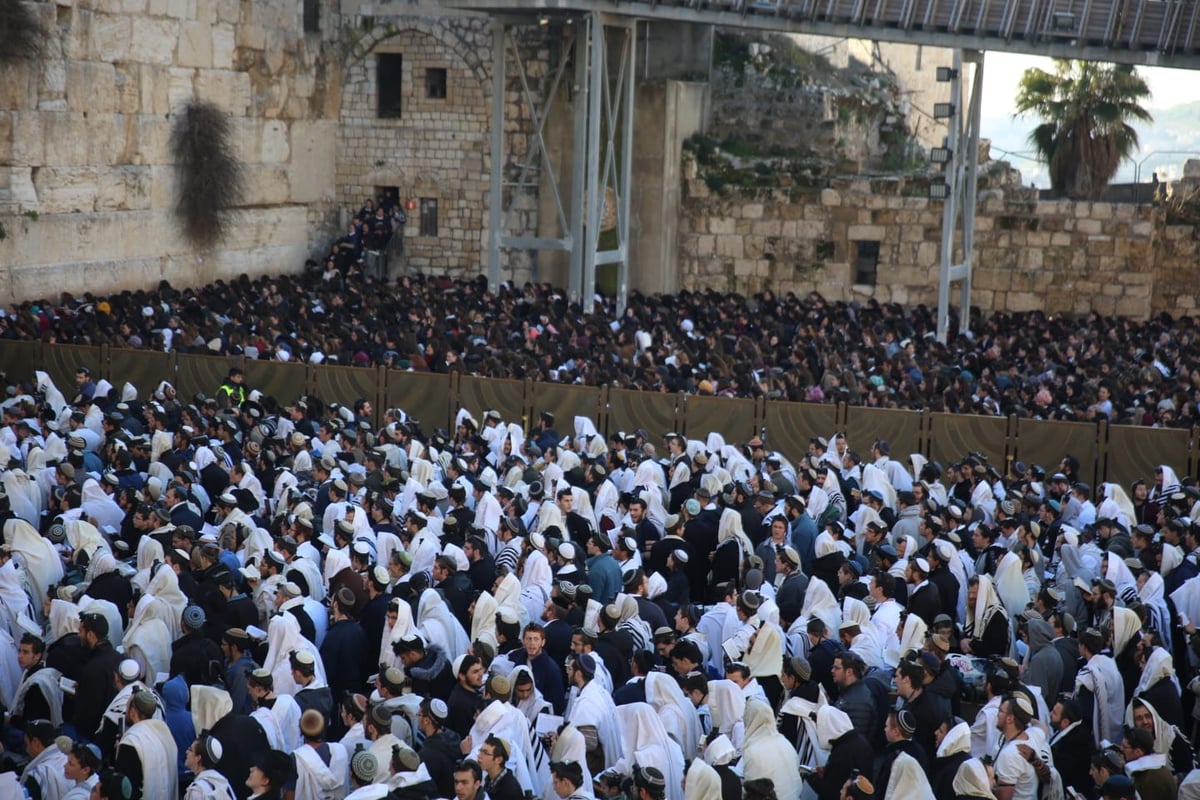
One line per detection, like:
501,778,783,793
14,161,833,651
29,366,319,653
1124,696,1182,764
993,553,1030,619
871,598,902,667
64,522,108,566
251,704,286,749
645,671,701,761
896,614,928,661
566,678,622,770
185,768,238,800
100,681,158,735
861,464,898,511
380,600,417,672
121,719,179,800
952,759,996,799
132,535,165,594
1104,554,1138,599
615,704,686,800
1111,606,1141,656
1100,483,1136,529
240,527,275,571
742,699,803,800
743,619,783,685
697,603,736,674
3,471,41,526
706,680,746,749
123,594,173,677
20,744,71,800
75,596,122,645
271,693,304,750
10,665,64,726
295,741,349,800
969,479,996,524
288,556,326,603
815,704,854,751
802,483,828,523
80,479,125,532
1134,646,1180,697
5,519,62,606
322,546,351,586
0,623,23,709
886,752,935,800
800,579,841,635
547,725,596,800
191,684,233,732
264,612,325,696
1137,574,1173,650
409,529,440,576
62,775,98,800
417,588,471,656
48,598,79,643
471,592,500,652
147,563,189,639
468,700,541,792
520,551,553,622
0,559,33,628
496,571,529,623
1154,465,1181,501
1075,653,1124,744
843,597,884,669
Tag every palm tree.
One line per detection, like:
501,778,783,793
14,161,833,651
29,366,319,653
1013,59,1152,200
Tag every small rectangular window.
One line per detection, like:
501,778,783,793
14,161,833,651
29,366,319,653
854,240,880,286
303,0,320,32
425,68,447,100
419,198,438,237
377,54,403,119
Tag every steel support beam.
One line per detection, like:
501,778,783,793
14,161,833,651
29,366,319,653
487,14,635,312
936,49,984,343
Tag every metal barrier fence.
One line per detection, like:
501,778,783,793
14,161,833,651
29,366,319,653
9,341,1194,492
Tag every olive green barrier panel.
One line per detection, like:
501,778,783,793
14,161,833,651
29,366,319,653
528,383,603,440
176,353,240,402
1103,423,1192,491
843,406,924,463
682,394,758,444
1012,418,1103,490
762,401,838,462
310,363,375,414
43,344,103,396
928,412,1010,472
0,341,44,385
386,371,452,432
109,348,175,401
604,389,681,439
8,341,1200,487
244,358,309,406
456,375,527,429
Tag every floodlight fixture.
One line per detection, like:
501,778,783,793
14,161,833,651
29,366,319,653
928,182,950,200
933,103,956,119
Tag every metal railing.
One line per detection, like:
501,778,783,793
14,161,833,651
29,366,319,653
449,0,1200,69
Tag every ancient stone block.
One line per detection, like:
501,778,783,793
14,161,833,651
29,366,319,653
131,18,180,65
178,21,213,69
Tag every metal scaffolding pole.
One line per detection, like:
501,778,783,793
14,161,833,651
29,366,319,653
485,13,635,311
936,49,984,343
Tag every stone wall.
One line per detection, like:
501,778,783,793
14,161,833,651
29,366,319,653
0,0,343,302
678,166,1194,318
334,8,548,281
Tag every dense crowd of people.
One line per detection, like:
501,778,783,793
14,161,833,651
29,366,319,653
0,352,1197,800
0,192,1195,427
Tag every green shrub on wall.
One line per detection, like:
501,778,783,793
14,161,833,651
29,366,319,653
0,1,45,65
170,101,244,248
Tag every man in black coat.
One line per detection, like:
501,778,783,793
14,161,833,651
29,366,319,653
416,697,463,798
905,557,942,626
170,605,225,686
73,612,123,739
320,589,369,705
1049,697,1095,798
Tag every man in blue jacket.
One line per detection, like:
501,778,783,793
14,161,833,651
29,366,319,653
586,532,622,605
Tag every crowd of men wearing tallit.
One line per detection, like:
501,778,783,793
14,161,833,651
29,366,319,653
1,366,1199,800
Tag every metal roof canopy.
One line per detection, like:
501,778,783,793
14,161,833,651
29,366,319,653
450,0,1200,70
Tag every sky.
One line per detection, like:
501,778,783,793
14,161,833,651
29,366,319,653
978,53,1200,184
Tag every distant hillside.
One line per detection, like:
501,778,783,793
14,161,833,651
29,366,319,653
981,100,1200,188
